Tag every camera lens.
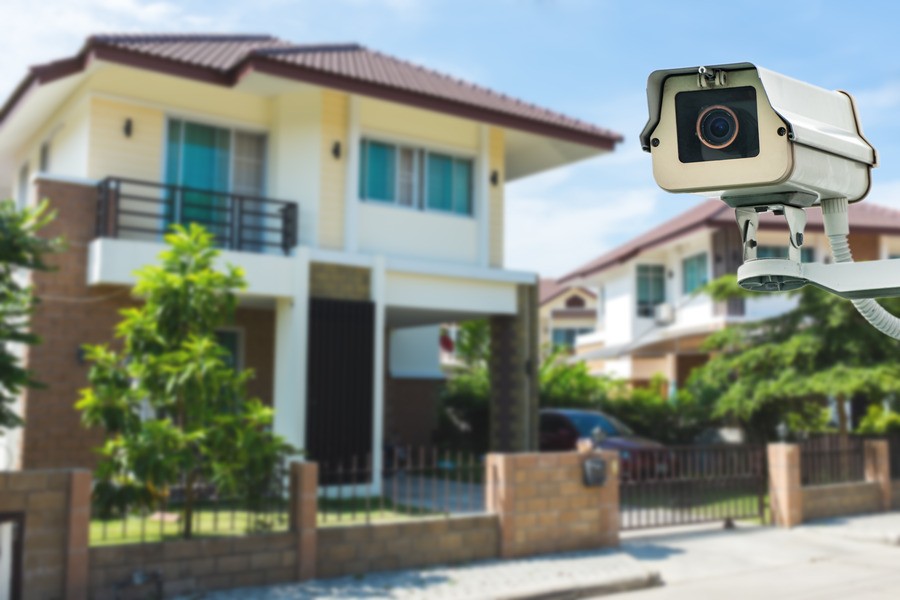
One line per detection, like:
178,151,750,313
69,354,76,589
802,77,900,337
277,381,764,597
696,105,739,149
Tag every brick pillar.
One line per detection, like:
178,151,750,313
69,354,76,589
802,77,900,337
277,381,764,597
486,451,619,559
65,470,92,600
290,462,318,581
768,444,803,528
489,284,539,451
864,439,892,511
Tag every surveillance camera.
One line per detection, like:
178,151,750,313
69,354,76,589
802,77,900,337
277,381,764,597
640,63,877,208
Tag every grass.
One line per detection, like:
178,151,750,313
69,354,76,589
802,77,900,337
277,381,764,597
90,496,437,546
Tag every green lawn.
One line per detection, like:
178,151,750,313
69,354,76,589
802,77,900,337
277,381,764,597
90,497,435,546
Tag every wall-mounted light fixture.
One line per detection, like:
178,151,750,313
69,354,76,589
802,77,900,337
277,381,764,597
123,118,133,138
331,141,342,159
490,170,499,186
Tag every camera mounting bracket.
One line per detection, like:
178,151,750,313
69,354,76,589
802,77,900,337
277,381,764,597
735,204,900,299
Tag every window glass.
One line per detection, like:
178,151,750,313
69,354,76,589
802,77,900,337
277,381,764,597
637,265,666,317
360,140,396,202
758,245,814,262
360,138,473,216
682,252,708,294
16,163,29,210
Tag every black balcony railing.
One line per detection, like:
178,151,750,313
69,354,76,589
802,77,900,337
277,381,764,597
96,177,298,254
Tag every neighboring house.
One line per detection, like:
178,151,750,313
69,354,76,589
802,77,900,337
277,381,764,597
559,198,900,392
0,34,621,471
538,279,597,354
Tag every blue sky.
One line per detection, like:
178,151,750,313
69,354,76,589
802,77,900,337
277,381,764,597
3,0,900,276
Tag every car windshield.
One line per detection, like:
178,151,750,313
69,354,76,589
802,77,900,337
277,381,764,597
566,412,634,437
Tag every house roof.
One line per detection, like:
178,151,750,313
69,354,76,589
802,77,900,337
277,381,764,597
539,278,596,305
0,34,623,151
559,199,900,283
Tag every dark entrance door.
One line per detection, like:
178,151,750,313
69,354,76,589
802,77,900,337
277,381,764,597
0,512,24,600
305,298,375,484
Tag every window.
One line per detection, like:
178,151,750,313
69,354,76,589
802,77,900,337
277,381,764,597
565,295,586,309
39,142,51,172
359,138,474,216
16,163,29,210
551,327,593,349
682,252,708,295
165,119,267,241
637,264,666,318
758,245,814,263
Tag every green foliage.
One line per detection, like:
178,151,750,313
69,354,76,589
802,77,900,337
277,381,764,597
454,320,490,367
77,224,294,538
434,365,490,453
599,378,712,445
687,275,900,440
0,199,61,428
858,404,900,435
538,348,621,409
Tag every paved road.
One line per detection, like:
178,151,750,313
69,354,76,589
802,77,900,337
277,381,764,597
611,516,900,599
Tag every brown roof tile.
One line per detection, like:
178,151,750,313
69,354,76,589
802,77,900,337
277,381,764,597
2,34,623,149
559,199,900,283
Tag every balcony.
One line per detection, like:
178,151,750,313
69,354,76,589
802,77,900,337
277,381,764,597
95,177,298,255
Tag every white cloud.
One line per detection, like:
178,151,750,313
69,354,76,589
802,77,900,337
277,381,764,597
504,169,666,277
0,0,226,99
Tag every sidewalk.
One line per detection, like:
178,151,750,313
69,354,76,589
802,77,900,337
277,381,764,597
184,549,660,600
799,511,900,546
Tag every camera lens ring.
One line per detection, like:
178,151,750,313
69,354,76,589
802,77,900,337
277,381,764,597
696,105,739,150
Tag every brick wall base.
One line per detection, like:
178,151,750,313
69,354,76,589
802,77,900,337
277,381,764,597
802,482,882,521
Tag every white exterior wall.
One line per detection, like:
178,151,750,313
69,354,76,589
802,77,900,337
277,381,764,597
358,203,478,264
270,89,322,247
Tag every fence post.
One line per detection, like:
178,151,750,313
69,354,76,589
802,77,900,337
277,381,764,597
767,443,803,528
864,440,892,511
290,461,318,581
486,451,619,559
64,470,91,600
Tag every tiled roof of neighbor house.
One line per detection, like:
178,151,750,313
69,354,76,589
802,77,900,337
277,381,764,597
559,198,900,283
2,34,623,150
539,278,596,305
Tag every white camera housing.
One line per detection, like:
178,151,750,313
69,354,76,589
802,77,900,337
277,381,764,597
640,63,877,208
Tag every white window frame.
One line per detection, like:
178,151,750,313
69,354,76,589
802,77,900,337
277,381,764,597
358,133,477,219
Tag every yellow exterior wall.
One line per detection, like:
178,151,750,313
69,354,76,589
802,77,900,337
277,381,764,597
489,127,504,267
88,97,164,181
319,89,348,250
631,356,670,382
359,97,479,150
87,66,271,128
539,288,597,351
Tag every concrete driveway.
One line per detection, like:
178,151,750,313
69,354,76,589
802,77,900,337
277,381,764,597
613,513,900,599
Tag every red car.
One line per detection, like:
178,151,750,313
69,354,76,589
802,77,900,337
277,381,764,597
539,409,672,480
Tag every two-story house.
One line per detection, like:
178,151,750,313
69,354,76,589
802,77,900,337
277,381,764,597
0,34,622,473
560,199,900,391
538,279,597,355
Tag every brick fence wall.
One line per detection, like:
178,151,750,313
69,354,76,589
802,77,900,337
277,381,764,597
317,515,498,579
88,533,299,599
801,482,882,522
0,469,90,599
893,481,900,510
769,440,891,527
486,451,619,558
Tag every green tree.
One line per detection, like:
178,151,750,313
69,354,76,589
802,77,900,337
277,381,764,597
77,224,294,538
0,199,60,428
687,275,900,440
454,319,490,367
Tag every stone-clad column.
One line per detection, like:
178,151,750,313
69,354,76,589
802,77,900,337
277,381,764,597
489,284,539,451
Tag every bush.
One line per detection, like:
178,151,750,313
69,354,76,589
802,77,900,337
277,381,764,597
857,404,900,435
433,366,490,454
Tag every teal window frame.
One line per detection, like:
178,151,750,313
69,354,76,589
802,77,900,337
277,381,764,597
359,137,474,216
637,264,666,318
682,252,709,295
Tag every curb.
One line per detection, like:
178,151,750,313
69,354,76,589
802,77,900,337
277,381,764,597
488,572,663,600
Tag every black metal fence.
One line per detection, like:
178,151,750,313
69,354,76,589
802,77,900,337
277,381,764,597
96,177,298,254
89,468,290,546
316,447,486,525
800,434,866,486
887,434,900,480
620,445,768,530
